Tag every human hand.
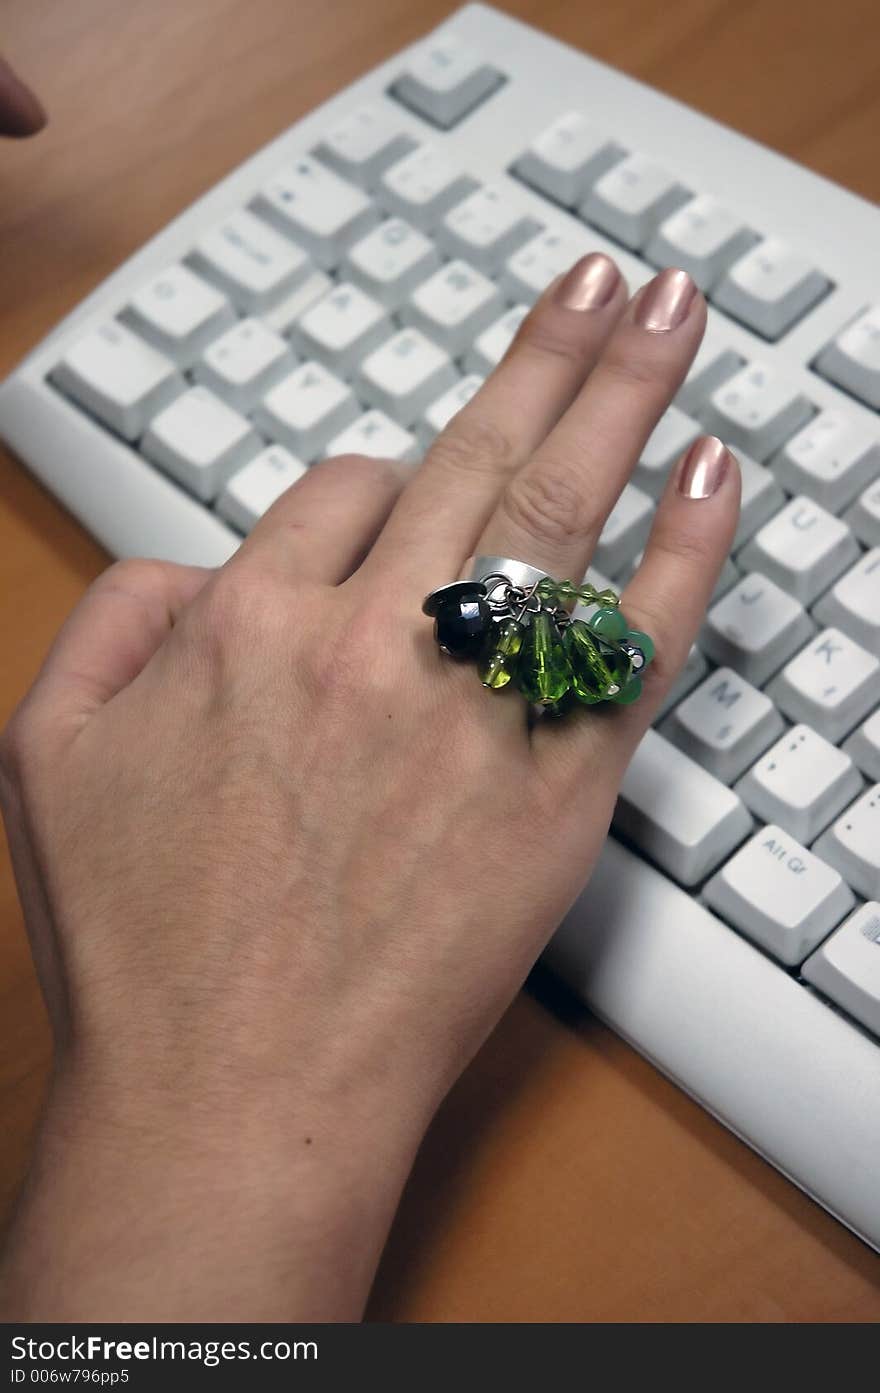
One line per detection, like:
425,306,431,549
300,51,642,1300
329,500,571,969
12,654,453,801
0,256,739,1320
0,54,46,137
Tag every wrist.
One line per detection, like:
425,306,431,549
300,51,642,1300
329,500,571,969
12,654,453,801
1,1056,429,1321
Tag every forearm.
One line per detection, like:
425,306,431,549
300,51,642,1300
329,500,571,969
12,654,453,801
0,1064,427,1322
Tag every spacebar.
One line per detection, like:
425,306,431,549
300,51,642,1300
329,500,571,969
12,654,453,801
544,836,880,1251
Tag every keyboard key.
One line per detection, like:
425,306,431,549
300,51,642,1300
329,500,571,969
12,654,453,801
120,265,235,368
815,304,880,409
844,478,880,549
701,573,815,686
634,406,700,498
399,259,504,357
699,361,813,461
663,666,784,784
580,153,689,250
50,322,184,440
314,103,417,187
388,36,505,129
645,195,756,289
341,217,441,309
417,373,484,449
593,483,653,575
216,445,308,533
188,209,311,313
511,111,625,207
253,361,359,461
290,282,391,378
464,305,528,375
813,548,880,657
438,183,542,272
675,328,744,414
254,155,379,271
767,627,879,743
712,237,831,340
354,327,457,427
734,453,786,547
703,825,854,966
803,902,880,1039
844,710,880,782
141,386,261,502
774,411,880,514
813,784,880,900
501,227,593,304
738,496,859,605
378,143,479,229
735,724,864,843
325,409,419,462
195,318,295,413
613,729,752,885
655,643,708,721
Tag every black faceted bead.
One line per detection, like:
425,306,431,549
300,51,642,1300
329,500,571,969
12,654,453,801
434,593,492,658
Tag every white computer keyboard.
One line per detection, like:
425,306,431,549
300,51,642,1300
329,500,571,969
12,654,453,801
2,3,879,1250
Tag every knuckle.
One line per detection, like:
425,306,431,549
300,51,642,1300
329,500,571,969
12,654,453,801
312,452,404,495
501,457,595,551
95,557,167,600
513,318,594,372
193,567,283,653
655,522,718,571
600,349,666,394
428,409,519,481
0,706,34,790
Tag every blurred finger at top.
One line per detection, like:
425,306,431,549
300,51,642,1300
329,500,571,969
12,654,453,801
0,54,47,137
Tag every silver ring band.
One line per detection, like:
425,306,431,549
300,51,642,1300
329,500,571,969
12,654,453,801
462,555,553,591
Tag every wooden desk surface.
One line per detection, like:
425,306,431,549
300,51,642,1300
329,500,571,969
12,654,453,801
2,0,879,1322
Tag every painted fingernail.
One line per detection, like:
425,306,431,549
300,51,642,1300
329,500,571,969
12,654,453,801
676,435,731,499
635,267,698,332
553,252,621,311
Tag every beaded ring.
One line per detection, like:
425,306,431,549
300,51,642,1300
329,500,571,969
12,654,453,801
422,572,653,715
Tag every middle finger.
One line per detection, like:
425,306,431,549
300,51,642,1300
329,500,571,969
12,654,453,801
356,250,627,590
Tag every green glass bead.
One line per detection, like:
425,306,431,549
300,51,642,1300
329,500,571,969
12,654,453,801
517,611,571,705
480,652,514,689
554,579,580,602
537,578,578,606
493,618,524,657
589,606,628,641
563,620,616,704
625,629,655,668
611,675,643,705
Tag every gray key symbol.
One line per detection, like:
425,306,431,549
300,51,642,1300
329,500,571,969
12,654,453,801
860,914,880,945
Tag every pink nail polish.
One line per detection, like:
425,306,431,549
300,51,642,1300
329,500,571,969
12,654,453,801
635,267,698,332
553,252,620,311
676,435,730,499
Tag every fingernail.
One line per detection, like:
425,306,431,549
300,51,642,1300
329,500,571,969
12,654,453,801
553,252,620,311
634,267,698,332
676,435,730,499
